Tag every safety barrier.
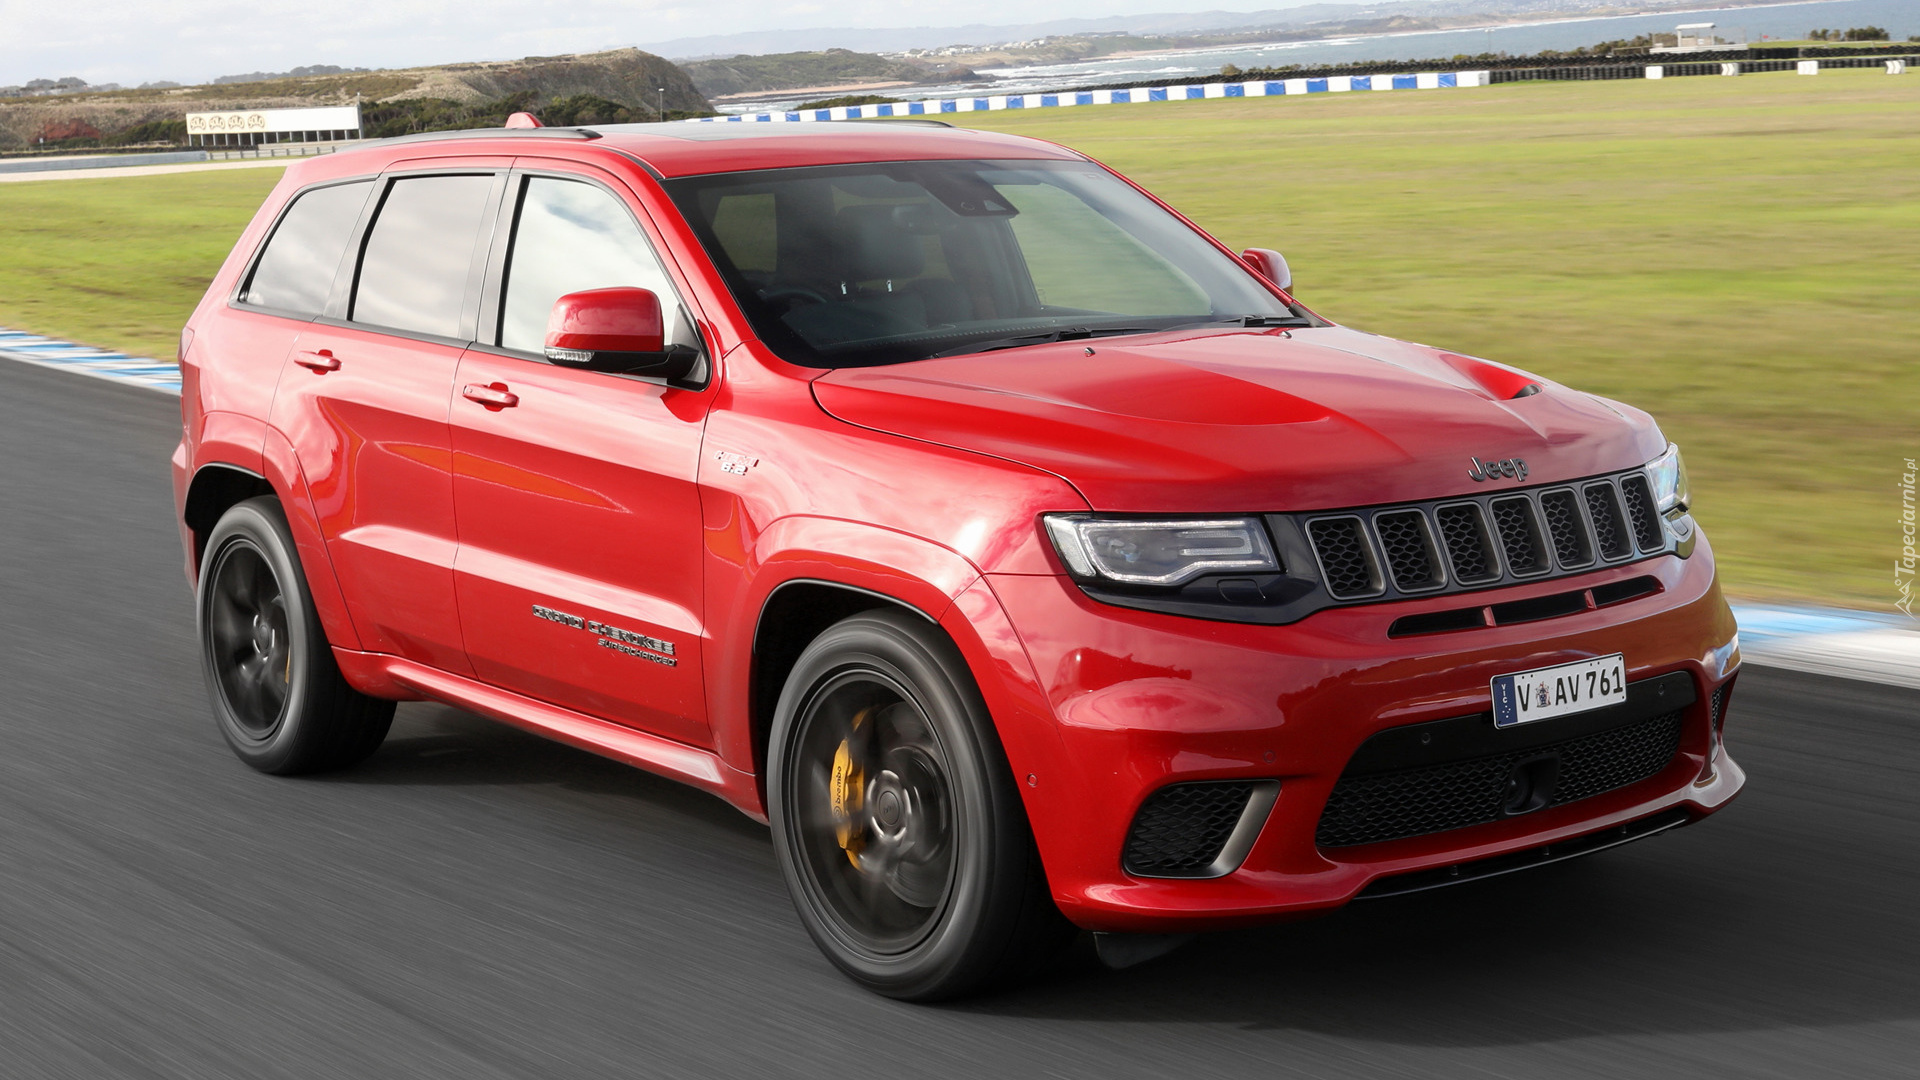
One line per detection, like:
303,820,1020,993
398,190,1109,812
1503,55,1917,83
693,70,1495,123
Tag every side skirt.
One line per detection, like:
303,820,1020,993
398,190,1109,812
333,648,767,821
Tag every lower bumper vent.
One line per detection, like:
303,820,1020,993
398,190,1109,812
1316,710,1685,848
1123,780,1277,878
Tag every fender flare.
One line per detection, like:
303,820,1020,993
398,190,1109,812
259,426,363,652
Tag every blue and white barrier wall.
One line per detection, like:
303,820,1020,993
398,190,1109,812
695,70,1494,124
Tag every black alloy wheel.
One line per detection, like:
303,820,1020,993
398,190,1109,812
204,540,292,736
197,497,394,774
768,610,1071,1000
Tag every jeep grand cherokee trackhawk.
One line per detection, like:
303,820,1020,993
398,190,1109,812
172,118,1743,1000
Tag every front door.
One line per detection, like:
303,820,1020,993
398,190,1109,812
449,169,714,747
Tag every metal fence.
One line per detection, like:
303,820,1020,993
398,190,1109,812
1493,55,1917,83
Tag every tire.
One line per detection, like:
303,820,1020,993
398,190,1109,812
767,609,1071,1000
196,496,394,775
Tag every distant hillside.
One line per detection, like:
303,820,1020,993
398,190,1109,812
0,48,712,152
681,49,982,98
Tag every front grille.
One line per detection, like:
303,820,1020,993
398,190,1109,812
1294,468,1670,607
1490,496,1549,575
1306,516,1381,599
1123,781,1255,876
1538,488,1593,568
1374,510,1443,592
1619,474,1665,552
1315,709,1685,848
1584,483,1632,560
1435,503,1499,584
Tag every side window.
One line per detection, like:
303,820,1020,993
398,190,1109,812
499,177,679,354
241,181,372,315
351,174,496,340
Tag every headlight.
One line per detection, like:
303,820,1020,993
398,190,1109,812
1647,443,1690,513
1044,515,1279,586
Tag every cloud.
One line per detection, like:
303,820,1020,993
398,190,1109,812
3,0,1244,85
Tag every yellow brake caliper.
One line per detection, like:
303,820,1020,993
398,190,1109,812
830,708,870,867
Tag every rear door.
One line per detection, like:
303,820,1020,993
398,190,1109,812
447,163,715,747
215,178,374,440
270,166,507,674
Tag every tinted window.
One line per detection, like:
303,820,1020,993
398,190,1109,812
351,175,495,339
242,181,371,315
499,177,678,353
665,159,1309,368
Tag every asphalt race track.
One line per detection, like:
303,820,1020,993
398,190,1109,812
2,358,1915,1079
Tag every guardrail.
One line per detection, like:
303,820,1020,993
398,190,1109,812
205,142,348,162
699,70,1496,123
0,150,210,174
1495,55,1916,83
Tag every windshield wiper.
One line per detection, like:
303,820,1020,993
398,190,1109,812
1221,314,1315,328
928,325,1171,358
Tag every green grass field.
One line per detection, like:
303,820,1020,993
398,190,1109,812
0,164,284,361
0,70,1914,607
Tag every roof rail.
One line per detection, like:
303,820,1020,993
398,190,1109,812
341,126,601,153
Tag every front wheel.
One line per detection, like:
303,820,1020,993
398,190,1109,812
197,496,393,774
767,610,1070,1000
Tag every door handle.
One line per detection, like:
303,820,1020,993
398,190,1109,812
294,349,340,372
461,382,519,409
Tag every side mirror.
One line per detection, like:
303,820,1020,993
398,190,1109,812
545,287,702,385
1240,248,1292,293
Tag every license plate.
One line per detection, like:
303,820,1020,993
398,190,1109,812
1491,653,1627,728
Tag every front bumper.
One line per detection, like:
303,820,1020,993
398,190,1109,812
979,531,1742,933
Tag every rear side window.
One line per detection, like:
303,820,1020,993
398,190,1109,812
497,177,678,353
241,181,371,315
351,174,496,340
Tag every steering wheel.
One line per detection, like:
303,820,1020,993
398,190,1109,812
759,286,828,309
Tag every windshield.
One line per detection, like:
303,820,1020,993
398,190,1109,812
662,159,1311,368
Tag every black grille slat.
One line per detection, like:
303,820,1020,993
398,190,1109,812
1124,781,1254,876
1315,710,1685,848
1619,474,1665,552
1435,503,1499,584
1584,483,1632,560
1490,496,1549,576
1307,517,1380,599
1538,489,1593,568
1374,510,1443,592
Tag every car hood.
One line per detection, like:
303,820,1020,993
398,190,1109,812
810,325,1664,512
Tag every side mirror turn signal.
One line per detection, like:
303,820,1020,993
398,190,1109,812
545,287,703,386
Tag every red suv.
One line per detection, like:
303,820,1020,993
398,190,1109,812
173,119,1743,999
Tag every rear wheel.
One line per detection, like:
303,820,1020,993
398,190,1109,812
197,497,393,774
768,610,1070,1000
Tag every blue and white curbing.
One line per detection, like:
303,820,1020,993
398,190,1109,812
697,70,1494,124
1728,604,1920,690
0,328,180,394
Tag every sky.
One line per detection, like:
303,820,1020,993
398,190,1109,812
0,0,1322,87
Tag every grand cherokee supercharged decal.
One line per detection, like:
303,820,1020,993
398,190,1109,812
531,604,676,666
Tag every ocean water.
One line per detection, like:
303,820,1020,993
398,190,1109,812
721,0,1918,112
